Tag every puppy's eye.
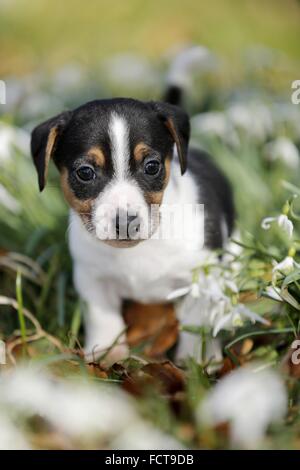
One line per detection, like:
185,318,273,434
144,160,160,176
76,165,96,182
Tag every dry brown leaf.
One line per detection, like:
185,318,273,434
122,360,185,399
86,363,108,379
238,291,259,303
142,361,185,394
218,356,237,377
30,430,75,450
123,300,178,357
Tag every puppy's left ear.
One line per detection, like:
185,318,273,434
31,111,72,191
149,102,190,175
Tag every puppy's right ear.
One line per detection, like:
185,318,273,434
31,111,72,191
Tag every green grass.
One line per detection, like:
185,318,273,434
0,0,300,76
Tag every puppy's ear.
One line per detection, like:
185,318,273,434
149,101,190,175
31,111,72,191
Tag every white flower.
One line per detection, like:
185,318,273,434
167,282,201,300
103,54,158,89
261,214,293,238
0,415,30,450
167,285,192,300
227,102,273,143
0,123,30,162
166,45,217,88
0,366,183,449
198,365,287,448
272,103,300,141
20,92,61,121
212,304,269,337
272,256,297,276
263,137,299,169
111,422,184,450
52,64,85,94
0,367,137,439
263,285,283,302
0,184,21,213
277,215,294,238
169,266,267,347
191,112,239,147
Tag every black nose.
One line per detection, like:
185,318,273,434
115,213,140,238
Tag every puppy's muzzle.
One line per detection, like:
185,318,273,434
115,212,140,240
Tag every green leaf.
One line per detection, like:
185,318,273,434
282,268,300,288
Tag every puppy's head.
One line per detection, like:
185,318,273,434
31,98,190,247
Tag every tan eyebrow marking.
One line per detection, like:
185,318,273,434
87,146,106,167
133,142,152,162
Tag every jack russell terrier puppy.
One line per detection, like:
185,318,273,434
30,94,234,364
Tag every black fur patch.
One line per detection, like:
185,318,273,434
187,148,235,249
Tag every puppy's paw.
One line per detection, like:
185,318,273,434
100,344,130,368
84,342,129,368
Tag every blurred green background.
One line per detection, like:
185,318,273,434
1,0,300,450
0,0,299,76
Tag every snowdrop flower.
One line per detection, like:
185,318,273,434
166,45,217,88
212,304,269,337
0,123,30,162
198,365,287,448
0,367,137,439
19,92,61,121
103,54,159,89
0,415,30,450
263,285,283,302
0,366,183,449
227,102,273,143
112,422,184,450
52,64,85,94
272,256,297,277
272,103,300,141
168,282,200,300
0,184,21,213
261,214,293,239
263,137,299,169
3,78,25,113
191,112,239,148
169,265,268,361
278,286,300,310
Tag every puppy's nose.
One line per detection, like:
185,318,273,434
115,213,140,238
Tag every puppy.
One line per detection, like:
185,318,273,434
31,97,234,363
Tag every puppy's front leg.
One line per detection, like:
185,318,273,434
74,264,128,365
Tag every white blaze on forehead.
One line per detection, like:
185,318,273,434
109,113,130,180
